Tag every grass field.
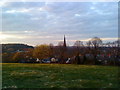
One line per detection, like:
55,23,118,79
2,63,120,88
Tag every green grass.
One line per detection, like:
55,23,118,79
2,63,120,88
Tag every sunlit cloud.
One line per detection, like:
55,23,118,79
38,7,44,11
24,30,34,33
0,32,30,41
0,33,15,40
56,38,118,43
5,8,32,13
74,14,81,17
101,38,118,41
0,0,8,7
30,17,40,20
90,6,95,10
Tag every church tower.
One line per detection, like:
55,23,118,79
63,35,66,47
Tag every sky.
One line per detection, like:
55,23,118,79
0,2,118,46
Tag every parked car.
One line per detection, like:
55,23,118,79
42,59,51,63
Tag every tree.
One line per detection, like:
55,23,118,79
2,53,11,63
90,37,102,65
74,40,83,47
113,40,119,47
74,40,84,55
86,40,92,48
58,41,64,46
33,44,51,59
90,37,102,49
49,43,55,57
12,52,24,63
25,48,34,58
2,52,15,63
57,41,67,63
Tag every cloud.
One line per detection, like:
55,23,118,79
30,17,40,20
74,14,81,17
24,30,34,33
101,38,118,41
5,8,32,13
38,6,52,12
0,32,29,40
0,0,8,7
2,2,118,46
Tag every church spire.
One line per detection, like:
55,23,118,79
63,35,66,47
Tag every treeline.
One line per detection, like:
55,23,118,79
2,37,120,66
2,44,33,53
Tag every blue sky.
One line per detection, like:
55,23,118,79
1,2,118,46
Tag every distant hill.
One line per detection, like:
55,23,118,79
2,44,34,53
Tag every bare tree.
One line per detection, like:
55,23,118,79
74,40,83,54
90,37,102,49
89,37,102,65
58,41,64,46
86,40,92,49
74,40,83,47
113,40,119,47
57,41,67,63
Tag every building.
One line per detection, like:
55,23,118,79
63,35,67,47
